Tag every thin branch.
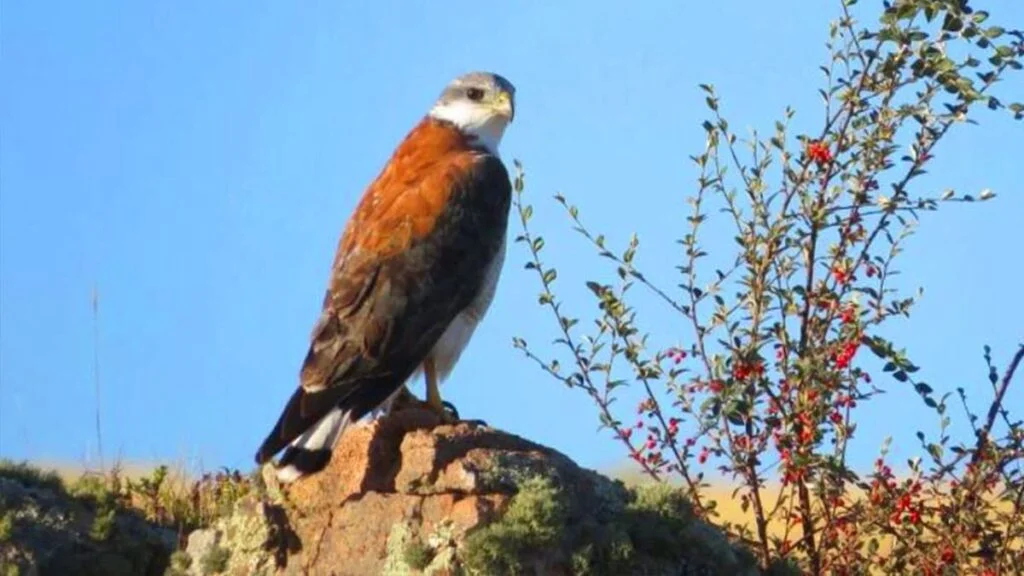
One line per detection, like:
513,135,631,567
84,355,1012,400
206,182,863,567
972,345,1024,467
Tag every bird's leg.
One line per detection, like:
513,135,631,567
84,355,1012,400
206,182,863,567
425,358,459,424
424,359,489,427
384,376,460,420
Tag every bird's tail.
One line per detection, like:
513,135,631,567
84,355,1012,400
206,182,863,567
255,382,411,483
272,407,352,483
255,385,354,484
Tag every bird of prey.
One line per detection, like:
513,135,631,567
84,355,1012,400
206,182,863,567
255,71,516,483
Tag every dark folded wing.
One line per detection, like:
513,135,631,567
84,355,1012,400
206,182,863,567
256,152,510,463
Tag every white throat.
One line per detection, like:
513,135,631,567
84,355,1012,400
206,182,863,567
428,101,509,155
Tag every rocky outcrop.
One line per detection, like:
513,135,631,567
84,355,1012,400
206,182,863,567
181,408,758,576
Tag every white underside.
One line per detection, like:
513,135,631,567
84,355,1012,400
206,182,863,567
277,238,507,483
430,235,506,380
383,235,507,410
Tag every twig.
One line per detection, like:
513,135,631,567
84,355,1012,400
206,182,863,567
972,345,1024,467
91,284,105,473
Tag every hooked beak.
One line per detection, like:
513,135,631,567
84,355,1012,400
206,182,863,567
493,91,515,123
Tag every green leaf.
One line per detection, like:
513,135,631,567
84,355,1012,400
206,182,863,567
896,3,918,20
942,13,963,32
865,335,891,359
984,26,1005,39
727,410,745,427
893,370,908,382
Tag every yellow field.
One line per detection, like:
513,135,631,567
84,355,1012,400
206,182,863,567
607,465,1022,562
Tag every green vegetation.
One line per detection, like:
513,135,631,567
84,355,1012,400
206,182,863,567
0,460,66,495
402,537,435,571
462,475,757,576
0,511,14,543
462,476,565,574
199,544,230,575
0,458,256,576
164,550,193,576
510,0,1024,572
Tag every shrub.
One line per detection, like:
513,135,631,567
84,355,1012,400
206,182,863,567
511,1,1023,573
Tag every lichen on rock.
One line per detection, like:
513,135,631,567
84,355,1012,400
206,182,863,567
175,491,293,576
381,520,460,576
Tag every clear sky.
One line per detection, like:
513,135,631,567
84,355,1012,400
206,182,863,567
2,1,1022,479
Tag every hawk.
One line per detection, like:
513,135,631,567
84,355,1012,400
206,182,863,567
255,71,516,483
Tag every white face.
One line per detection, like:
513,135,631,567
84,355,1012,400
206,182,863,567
427,72,516,155
428,99,511,155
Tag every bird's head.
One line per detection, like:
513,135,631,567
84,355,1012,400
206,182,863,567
429,71,515,154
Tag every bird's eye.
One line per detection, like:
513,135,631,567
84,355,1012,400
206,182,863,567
466,87,485,101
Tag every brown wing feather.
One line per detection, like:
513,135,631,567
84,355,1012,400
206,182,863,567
255,118,511,464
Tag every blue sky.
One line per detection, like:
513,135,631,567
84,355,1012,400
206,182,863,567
2,1,1021,479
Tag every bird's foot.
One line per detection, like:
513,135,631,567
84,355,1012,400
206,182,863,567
391,389,485,427
388,388,459,423
429,399,459,424
440,400,460,420
439,400,488,427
